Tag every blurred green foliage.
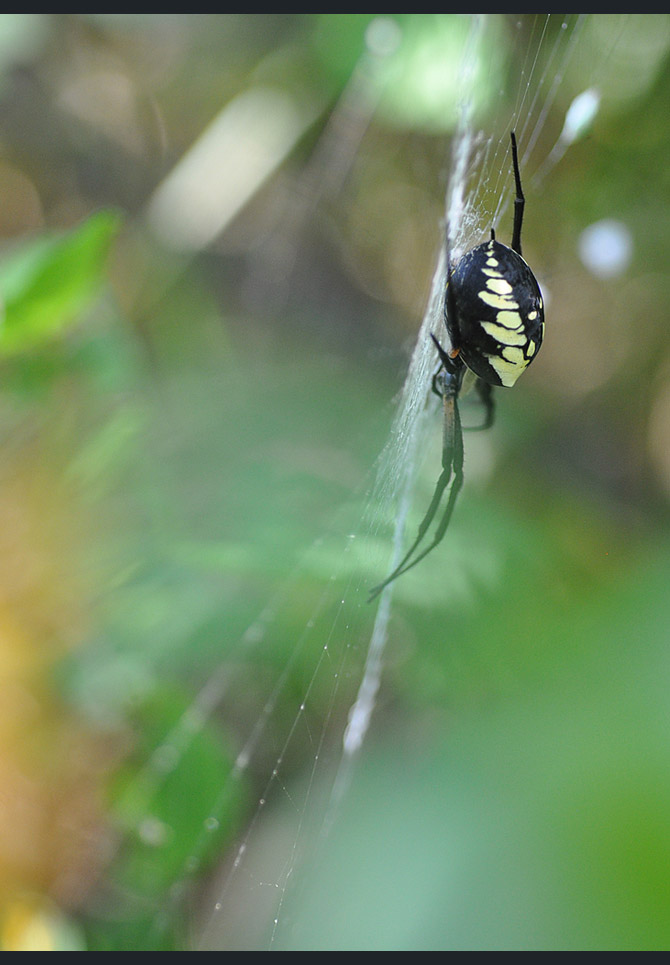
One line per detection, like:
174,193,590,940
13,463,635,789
0,211,120,353
0,12,669,953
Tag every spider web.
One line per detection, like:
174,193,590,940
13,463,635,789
133,14,626,950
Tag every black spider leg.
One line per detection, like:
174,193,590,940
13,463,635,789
468,378,495,431
449,374,495,431
510,131,525,256
367,336,465,603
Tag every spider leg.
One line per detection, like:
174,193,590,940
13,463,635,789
367,465,454,602
431,366,444,398
469,378,495,431
510,131,525,256
368,346,465,602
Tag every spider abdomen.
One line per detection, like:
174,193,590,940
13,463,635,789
446,238,544,388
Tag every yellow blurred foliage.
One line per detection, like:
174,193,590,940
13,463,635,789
0,444,112,946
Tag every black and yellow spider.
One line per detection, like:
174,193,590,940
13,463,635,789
369,132,545,602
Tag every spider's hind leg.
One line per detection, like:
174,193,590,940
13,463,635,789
471,378,495,431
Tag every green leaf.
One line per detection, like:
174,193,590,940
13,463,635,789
0,209,122,354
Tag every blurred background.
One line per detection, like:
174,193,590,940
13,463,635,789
1,12,670,951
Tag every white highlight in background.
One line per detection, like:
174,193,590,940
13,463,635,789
561,87,600,145
578,218,633,279
146,87,318,251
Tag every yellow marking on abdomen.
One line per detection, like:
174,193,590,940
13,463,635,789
479,290,520,311
489,355,526,387
501,345,527,366
495,309,523,329
482,321,527,345
486,277,514,295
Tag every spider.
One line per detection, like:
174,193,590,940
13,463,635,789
368,132,544,603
